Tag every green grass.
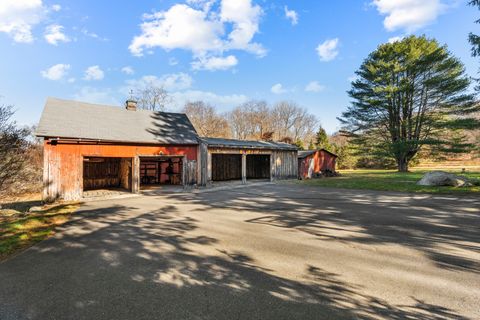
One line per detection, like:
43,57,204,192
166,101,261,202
297,169,480,194
0,202,79,260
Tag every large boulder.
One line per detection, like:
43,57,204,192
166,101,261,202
417,171,472,187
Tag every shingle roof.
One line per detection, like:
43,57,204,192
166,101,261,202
298,149,338,159
201,137,298,151
36,97,199,145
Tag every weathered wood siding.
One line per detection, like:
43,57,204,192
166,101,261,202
184,159,197,186
271,150,298,180
198,142,209,186
43,141,198,201
298,150,337,179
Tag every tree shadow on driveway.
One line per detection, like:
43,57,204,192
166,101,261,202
178,184,480,275
0,196,474,320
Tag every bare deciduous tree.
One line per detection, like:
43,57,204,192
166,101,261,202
135,82,171,111
0,104,30,195
272,101,318,144
183,101,231,138
228,100,272,140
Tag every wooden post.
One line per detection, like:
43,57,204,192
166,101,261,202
207,151,212,183
182,156,187,188
241,153,247,184
132,156,140,193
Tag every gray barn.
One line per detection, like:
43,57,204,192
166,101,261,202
198,138,298,185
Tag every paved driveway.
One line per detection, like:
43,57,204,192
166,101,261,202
1,184,479,319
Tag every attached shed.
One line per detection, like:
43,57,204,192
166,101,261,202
199,138,298,185
298,149,338,179
36,97,199,201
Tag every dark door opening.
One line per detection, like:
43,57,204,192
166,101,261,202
140,156,183,186
211,154,242,181
247,154,271,179
83,157,132,192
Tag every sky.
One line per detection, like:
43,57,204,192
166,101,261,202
0,0,478,133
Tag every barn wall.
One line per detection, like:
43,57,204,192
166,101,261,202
272,150,298,180
43,141,198,201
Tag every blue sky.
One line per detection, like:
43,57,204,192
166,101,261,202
0,0,477,133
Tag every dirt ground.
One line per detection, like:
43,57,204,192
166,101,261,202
0,183,479,319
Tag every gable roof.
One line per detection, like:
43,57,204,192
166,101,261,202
36,97,199,145
298,149,338,159
201,137,298,151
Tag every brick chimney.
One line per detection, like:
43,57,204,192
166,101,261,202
125,99,137,111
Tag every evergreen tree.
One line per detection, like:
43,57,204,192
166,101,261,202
469,0,480,57
314,127,331,150
307,140,315,150
295,139,305,150
339,36,478,172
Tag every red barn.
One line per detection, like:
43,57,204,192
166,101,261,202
36,97,200,201
298,149,337,179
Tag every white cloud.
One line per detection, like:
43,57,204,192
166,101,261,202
170,90,248,111
305,81,325,93
73,87,120,106
129,4,223,56
372,0,446,32
316,38,339,62
83,65,104,81
44,24,70,45
220,0,264,55
125,73,193,92
121,66,135,75
284,6,298,25
51,4,61,12
271,83,286,94
129,0,265,70
0,0,45,43
81,28,108,41
41,63,70,80
191,55,238,71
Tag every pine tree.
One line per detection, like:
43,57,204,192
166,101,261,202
339,36,478,172
307,140,315,150
314,127,331,150
469,1,480,57
295,139,305,150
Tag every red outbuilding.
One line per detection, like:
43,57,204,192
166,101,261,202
298,149,337,179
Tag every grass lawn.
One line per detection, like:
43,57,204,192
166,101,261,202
298,169,480,194
0,199,79,261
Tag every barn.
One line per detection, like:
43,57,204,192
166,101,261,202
36,97,299,201
298,149,338,179
198,138,298,185
36,97,200,201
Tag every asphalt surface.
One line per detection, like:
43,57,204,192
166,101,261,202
1,183,479,320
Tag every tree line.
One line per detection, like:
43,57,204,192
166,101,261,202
183,100,318,148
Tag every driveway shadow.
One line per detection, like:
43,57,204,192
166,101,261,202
0,186,477,319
